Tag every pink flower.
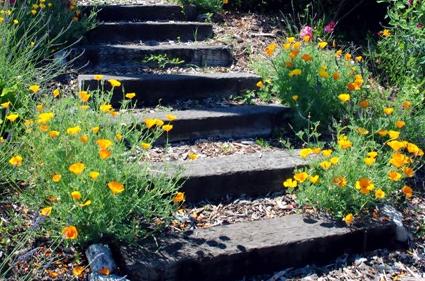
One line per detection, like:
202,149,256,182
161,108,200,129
407,0,413,6
324,21,336,33
417,23,423,29
300,26,313,39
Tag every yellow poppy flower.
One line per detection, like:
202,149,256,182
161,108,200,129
6,113,19,122
355,177,375,194
1,101,11,109
52,174,62,182
79,91,90,102
358,100,369,108
264,42,278,56
332,176,347,188
71,191,82,200
62,226,78,240
288,69,302,77
144,118,156,129
322,149,333,157
338,93,350,103
317,41,328,49
9,155,23,167
140,142,151,150
40,207,52,217
403,167,414,177
37,112,54,124
67,126,81,135
337,135,352,149
89,171,100,180
388,171,402,181
364,157,376,166
375,189,385,199
383,107,394,115
387,130,400,140
173,192,186,203
68,162,85,175
125,92,136,99
108,79,121,88
99,149,112,160
48,130,60,138
29,84,40,94
80,135,89,144
401,185,413,198
188,152,198,160
96,139,113,150
99,104,113,113
309,175,320,184
79,200,92,207
282,178,297,188
162,124,173,132
343,213,353,225
52,89,60,97
319,161,332,170
293,172,308,183
395,120,405,129
299,148,313,158
93,74,104,81
256,81,264,88
166,114,177,121
107,181,124,194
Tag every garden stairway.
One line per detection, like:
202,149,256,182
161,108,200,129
76,4,401,281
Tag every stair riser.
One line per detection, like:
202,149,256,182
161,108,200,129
156,111,288,143
85,23,213,44
182,168,296,203
77,46,233,69
81,5,186,22
79,76,259,106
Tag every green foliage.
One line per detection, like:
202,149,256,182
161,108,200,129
177,0,223,13
371,0,425,88
253,38,367,128
16,87,181,244
0,2,94,135
143,54,185,68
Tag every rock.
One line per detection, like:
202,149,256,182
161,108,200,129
86,244,117,275
380,205,411,243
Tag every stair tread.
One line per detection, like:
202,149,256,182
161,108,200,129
79,72,259,79
81,42,230,50
176,150,304,177
119,214,396,281
135,104,286,120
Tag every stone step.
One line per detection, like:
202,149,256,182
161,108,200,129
158,150,306,203
75,43,233,70
81,4,188,22
118,215,398,281
78,73,260,106
85,22,213,44
133,104,289,143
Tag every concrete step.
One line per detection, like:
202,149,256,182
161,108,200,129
118,215,398,281
81,4,188,22
75,43,233,70
85,22,213,44
131,104,289,143
158,150,306,203
78,73,260,106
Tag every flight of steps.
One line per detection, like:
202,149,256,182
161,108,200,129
76,4,399,281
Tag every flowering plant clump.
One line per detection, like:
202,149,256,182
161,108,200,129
284,126,423,222
14,81,181,243
254,32,369,127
